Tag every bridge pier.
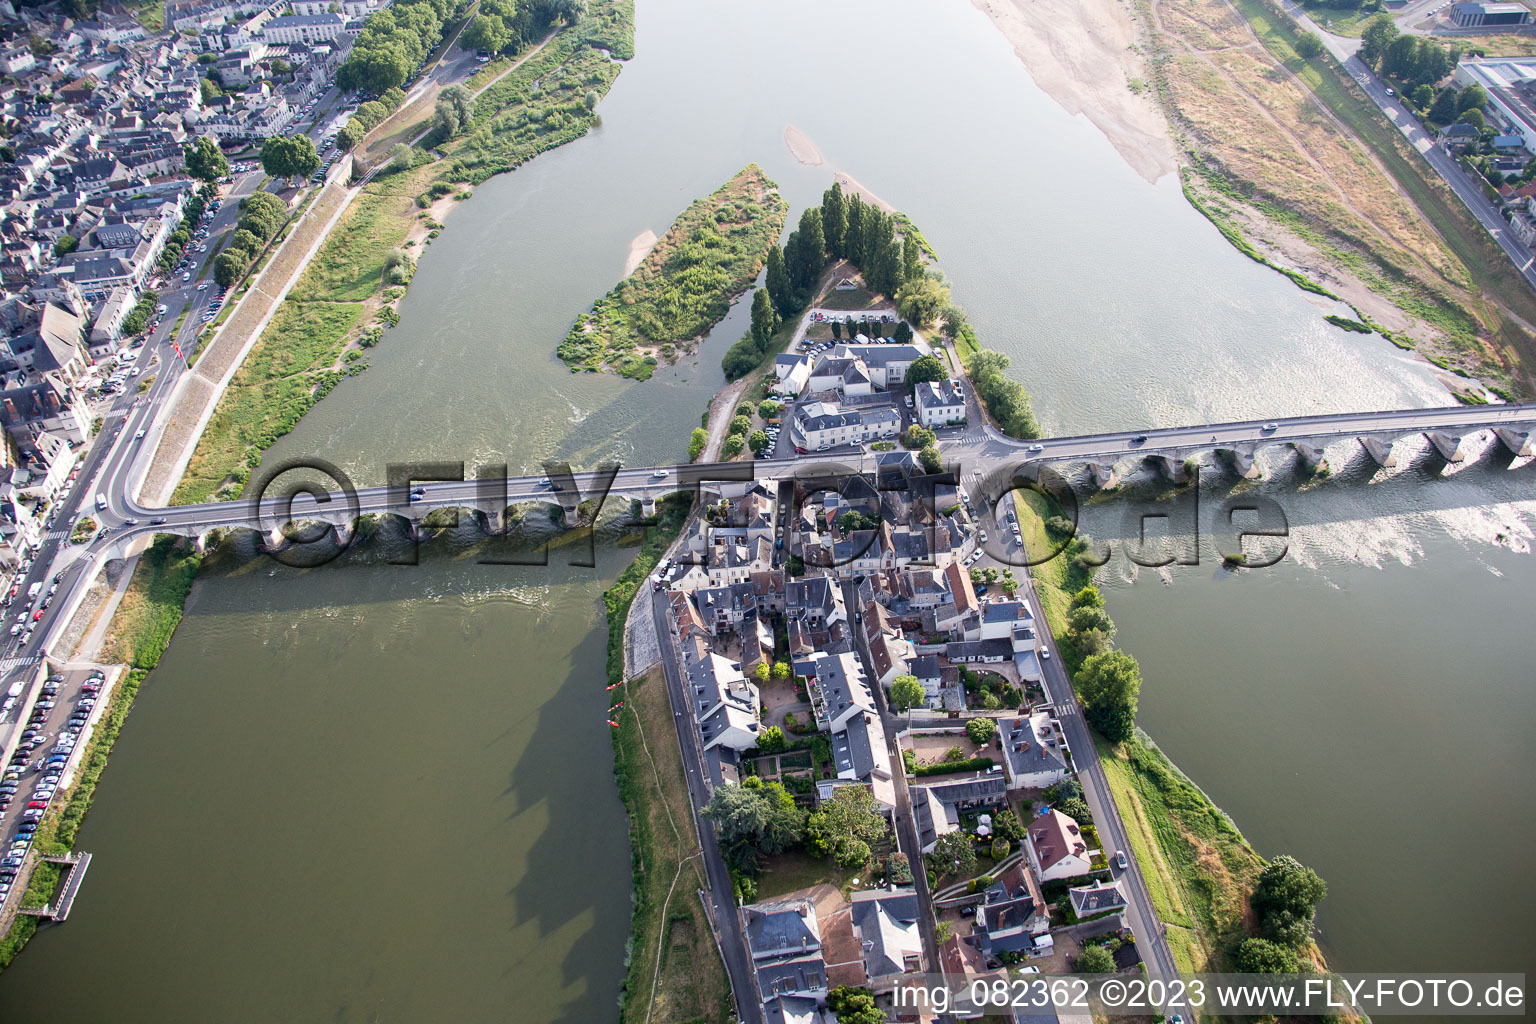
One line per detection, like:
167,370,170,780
640,493,657,517
1424,431,1467,464
1217,446,1261,480
1085,463,1119,491
1292,443,1328,476
1359,436,1397,469
563,505,581,529
1143,455,1189,485
332,521,354,548
264,525,289,552
1493,427,1534,459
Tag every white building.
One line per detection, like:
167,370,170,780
261,12,346,44
914,379,965,427
789,400,900,452
1027,808,1093,882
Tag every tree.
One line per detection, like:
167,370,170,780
1251,855,1327,947
1057,795,1093,826
729,415,752,437
1234,937,1300,974
893,321,913,344
772,661,790,680
894,276,950,326
260,135,318,182
702,780,805,874
199,77,223,104
748,429,771,456
1294,32,1322,60
827,986,884,1024
388,143,415,173
1412,83,1433,108
338,118,366,151
1076,650,1141,744
184,135,228,182
757,724,786,751
904,424,935,449
787,207,825,294
1428,87,1459,124
930,830,975,879
213,249,249,288
1382,34,1419,80
918,444,943,474
548,0,587,24
764,245,795,317
754,661,771,683
992,809,1025,843
689,427,707,462
1460,107,1485,132
889,674,925,711
53,235,78,257
1071,585,1104,609
750,287,780,351
904,353,947,394
902,233,923,283
830,319,842,340
1458,82,1487,114
965,716,997,745
1067,604,1115,641
433,83,474,138
1360,14,1398,68
1075,945,1115,973
227,229,263,257
723,434,745,458
821,181,846,257
462,12,512,54
806,785,886,868
757,399,780,419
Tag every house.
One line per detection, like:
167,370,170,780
974,863,1051,959
1449,1,1531,27
997,712,1071,790
946,638,1012,664
1027,808,1092,882
1069,878,1128,919
788,400,900,452
772,353,812,397
261,12,345,44
914,379,965,427
909,774,1007,853
909,653,942,706
762,996,834,1024
680,637,761,754
743,898,829,1003
849,888,923,992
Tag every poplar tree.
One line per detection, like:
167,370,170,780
821,181,846,258
902,234,922,284
765,245,794,317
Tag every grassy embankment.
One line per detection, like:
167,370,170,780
1143,0,1534,393
0,537,201,971
170,1,636,505
606,496,733,1024
1012,488,1266,975
558,165,788,379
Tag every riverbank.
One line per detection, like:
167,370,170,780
557,164,788,379
170,0,636,504
0,537,202,971
1012,487,1333,975
604,496,733,1024
974,0,1532,397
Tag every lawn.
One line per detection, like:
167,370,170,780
814,284,879,310
755,850,866,900
288,168,435,304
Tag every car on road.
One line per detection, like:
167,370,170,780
1132,434,1148,444
1261,422,1278,432
135,429,146,439
652,469,669,478
124,518,139,526
182,272,191,282
1115,849,1128,870
1028,443,1043,452
1041,646,1051,660
151,517,167,525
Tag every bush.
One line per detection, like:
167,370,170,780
728,415,751,436
688,427,707,462
724,434,745,457
913,756,995,777
966,716,997,745
1075,945,1115,973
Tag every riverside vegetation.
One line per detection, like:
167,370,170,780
727,182,1042,439
172,0,635,504
0,537,202,971
558,165,788,379
1140,0,1534,395
604,494,733,1023
1012,486,1331,975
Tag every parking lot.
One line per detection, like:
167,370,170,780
0,663,120,913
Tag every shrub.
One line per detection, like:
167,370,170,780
965,716,997,745
913,756,994,777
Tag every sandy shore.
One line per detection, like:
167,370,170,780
784,124,824,166
833,172,895,213
973,0,1177,183
623,229,658,276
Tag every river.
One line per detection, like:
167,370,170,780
0,0,1530,1017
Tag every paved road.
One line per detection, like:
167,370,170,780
648,578,763,1024
1276,0,1536,289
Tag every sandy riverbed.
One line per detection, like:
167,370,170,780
784,124,824,165
623,229,658,276
973,0,1177,183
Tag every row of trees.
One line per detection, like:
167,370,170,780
1062,586,1143,744
156,185,214,274
966,349,1042,439
212,192,288,288
460,0,585,60
337,0,455,97
819,182,924,299
338,87,407,151
1362,16,1460,88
